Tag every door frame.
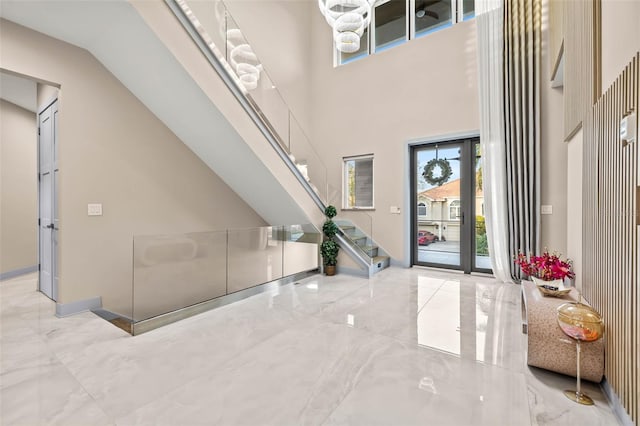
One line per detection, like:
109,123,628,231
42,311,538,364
37,97,59,300
409,134,489,274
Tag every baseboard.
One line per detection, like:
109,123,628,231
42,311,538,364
600,377,634,426
0,265,38,281
56,296,102,317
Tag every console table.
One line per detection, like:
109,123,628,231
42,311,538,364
521,280,604,382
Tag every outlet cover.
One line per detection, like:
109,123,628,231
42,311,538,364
541,205,553,215
88,203,103,216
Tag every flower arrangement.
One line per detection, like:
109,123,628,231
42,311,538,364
514,250,575,281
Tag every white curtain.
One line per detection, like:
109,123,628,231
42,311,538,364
476,0,512,283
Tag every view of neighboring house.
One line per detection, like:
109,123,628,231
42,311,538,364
417,178,484,242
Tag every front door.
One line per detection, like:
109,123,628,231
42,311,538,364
411,137,490,273
38,100,59,300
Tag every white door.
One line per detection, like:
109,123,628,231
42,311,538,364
38,100,58,300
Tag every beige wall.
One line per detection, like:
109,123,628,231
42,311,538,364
540,0,567,255
310,15,479,262
0,19,265,313
0,100,37,275
601,0,640,92
566,128,583,292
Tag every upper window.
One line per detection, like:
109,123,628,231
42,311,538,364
414,0,453,38
449,199,461,220
343,155,374,209
335,0,474,66
417,202,427,216
461,0,475,21
373,0,408,53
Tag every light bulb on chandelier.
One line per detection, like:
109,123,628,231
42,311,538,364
318,0,374,53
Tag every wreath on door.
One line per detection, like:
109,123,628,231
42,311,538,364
422,158,452,187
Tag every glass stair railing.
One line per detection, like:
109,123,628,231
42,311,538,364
334,212,390,274
93,223,321,335
166,0,388,275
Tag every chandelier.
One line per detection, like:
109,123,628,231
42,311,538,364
226,29,262,91
318,0,374,53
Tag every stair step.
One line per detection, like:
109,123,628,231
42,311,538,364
373,255,389,265
371,255,391,273
359,245,378,257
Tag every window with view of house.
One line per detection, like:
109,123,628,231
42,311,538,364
343,155,374,209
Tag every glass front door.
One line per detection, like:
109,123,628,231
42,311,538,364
411,138,490,273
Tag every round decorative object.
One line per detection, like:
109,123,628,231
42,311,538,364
422,158,453,187
226,29,262,91
318,0,373,53
556,302,604,406
557,303,604,343
335,31,360,53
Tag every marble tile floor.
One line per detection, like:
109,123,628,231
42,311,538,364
0,269,620,426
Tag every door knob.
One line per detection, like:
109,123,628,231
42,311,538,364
46,224,54,229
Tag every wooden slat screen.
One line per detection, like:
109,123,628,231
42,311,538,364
563,0,601,141
583,53,639,424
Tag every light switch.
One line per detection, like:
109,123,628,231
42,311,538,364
389,206,401,214
88,203,103,216
541,205,553,215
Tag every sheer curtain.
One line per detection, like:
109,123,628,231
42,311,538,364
476,0,512,283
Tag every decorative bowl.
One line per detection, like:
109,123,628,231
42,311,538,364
531,277,571,297
557,302,604,342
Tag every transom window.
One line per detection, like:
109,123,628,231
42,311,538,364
335,0,475,66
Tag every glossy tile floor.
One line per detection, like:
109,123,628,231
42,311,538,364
1,269,619,425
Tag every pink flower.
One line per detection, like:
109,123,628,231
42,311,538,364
514,250,574,281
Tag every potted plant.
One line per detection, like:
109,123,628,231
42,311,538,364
321,205,339,276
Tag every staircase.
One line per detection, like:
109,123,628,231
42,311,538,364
165,0,390,276
335,220,391,276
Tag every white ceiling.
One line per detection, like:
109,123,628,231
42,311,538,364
0,71,37,113
0,0,309,226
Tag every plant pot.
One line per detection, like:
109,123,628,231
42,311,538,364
325,265,336,276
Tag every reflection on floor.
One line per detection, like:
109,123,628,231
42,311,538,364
1,269,619,425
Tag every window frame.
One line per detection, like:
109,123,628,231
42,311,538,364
370,0,410,55
334,0,475,66
342,154,375,210
449,199,461,220
417,202,427,216
410,0,457,40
